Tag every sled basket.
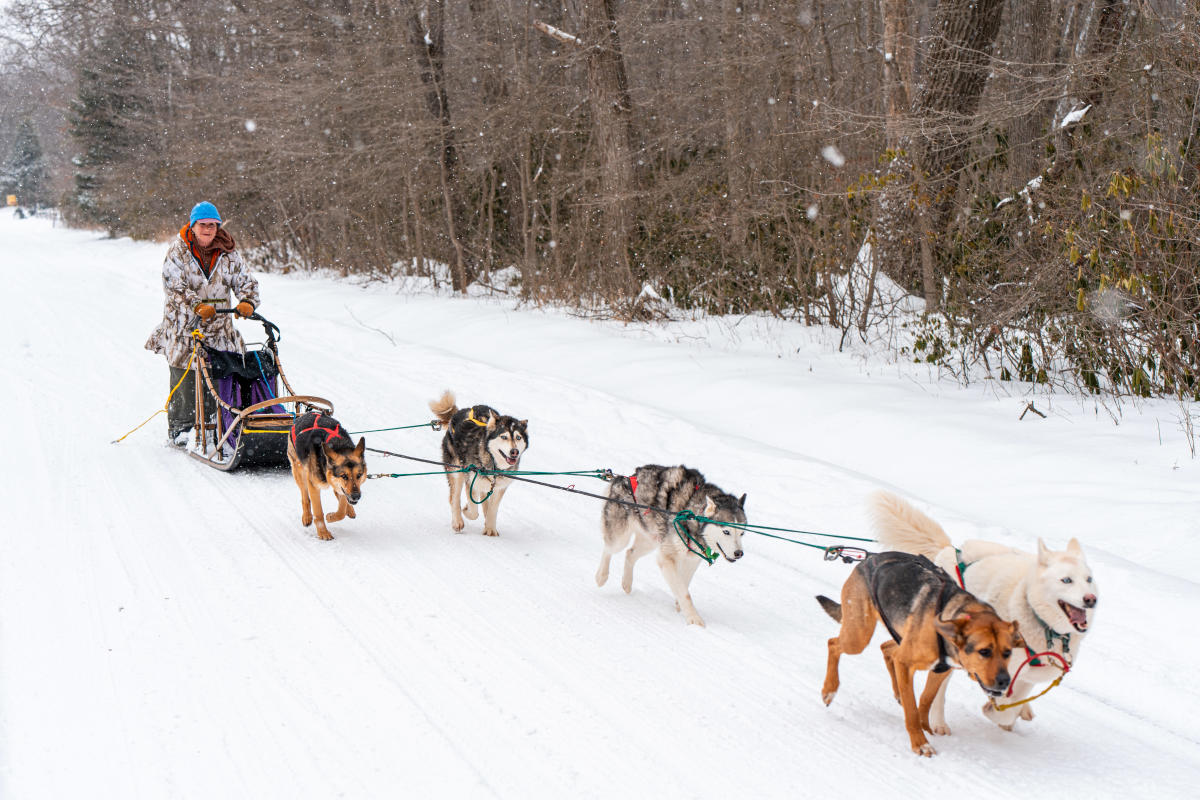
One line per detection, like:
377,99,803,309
181,312,333,471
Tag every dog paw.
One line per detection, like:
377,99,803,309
982,701,1020,730
1019,705,1035,722
821,691,837,706
325,512,344,523
346,506,356,519
595,568,609,587
685,614,706,627
302,513,313,527
930,723,951,736
451,519,465,532
482,528,500,537
462,505,479,520
317,529,334,541
621,579,633,594
913,742,937,757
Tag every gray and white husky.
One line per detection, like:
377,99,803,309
429,391,529,537
596,464,747,627
871,491,1098,732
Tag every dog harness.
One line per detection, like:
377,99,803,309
466,409,489,427
291,413,346,445
1026,609,1073,667
873,575,958,674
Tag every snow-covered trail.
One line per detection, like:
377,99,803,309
0,211,1197,798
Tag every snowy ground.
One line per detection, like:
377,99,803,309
1,209,1197,798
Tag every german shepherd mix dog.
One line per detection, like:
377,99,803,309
817,551,1024,757
871,491,1098,732
286,412,367,541
596,464,746,627
428,391,528,537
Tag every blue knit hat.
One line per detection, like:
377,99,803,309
189,201,222,227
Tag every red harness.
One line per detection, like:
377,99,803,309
291,414,345,445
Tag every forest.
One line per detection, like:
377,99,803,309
2,0,1198,399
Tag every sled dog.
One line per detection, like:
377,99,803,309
817,551,1023,757
429,390,528,537
870,491,1098,732
595,464,746,627
286,412,367,541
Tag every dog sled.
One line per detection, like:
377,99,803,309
182,309,333,471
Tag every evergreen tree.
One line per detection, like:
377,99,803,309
67,23,152,233
3,118,50,209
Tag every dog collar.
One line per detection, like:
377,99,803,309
953,547,970,589
931,581,960,673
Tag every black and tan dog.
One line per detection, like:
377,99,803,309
286,411,367,541
816,551,1024,756
429,390,528,537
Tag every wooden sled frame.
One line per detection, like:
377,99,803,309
183,314,333,471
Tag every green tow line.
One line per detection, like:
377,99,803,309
349,420,443,435
366,450,874,561
672,512,876,566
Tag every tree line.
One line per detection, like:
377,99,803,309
3,0,1200,401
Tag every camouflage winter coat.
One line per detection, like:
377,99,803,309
144,228,261,368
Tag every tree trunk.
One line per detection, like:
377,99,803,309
914,0,1006,309
1046,0,1131,185
409,0,472,291
873,0,921,297
581,0,638,299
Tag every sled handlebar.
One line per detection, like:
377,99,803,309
195,307,282,344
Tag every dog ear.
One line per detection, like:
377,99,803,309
1065,537,1084,557
355,436,366,457
486,412,497,431
703,495,717,517
738,493,747,509
935,617,963,644
518,419,528,429
1037,537,1051,566
1007,620,1026,651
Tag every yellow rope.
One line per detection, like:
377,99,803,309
991,675,1065,712
112,346,197,444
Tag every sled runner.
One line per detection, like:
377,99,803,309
182,310,333,471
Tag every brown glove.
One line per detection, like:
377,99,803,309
195,303,217,321
235,301,255,318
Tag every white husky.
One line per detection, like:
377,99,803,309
871,491,1098,732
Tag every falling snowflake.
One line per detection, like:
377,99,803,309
821,145,845,167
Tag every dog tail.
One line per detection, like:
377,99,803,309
429,390,458,427
816,595,842,622
869,490,952,559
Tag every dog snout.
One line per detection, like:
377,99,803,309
1083,593,1097,608
733,550,744,559
995,671,1011,691
349,491,361,504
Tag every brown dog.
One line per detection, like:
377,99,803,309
817,551,1023,756
286,412,366,541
